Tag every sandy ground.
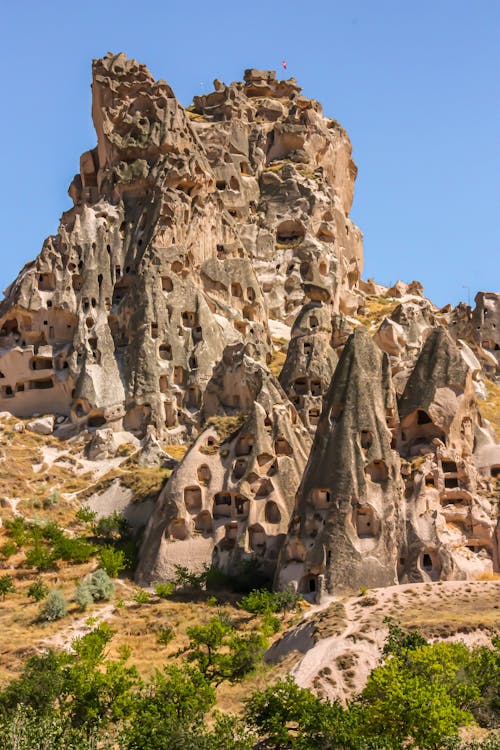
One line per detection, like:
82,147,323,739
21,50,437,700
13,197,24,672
267,580,500,703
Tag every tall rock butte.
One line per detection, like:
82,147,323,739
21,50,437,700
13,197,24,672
0,53,498,594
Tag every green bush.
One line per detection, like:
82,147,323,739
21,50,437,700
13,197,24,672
0,541,18,560
157,625,174,646
98,546,125,578
4,517,28,547
173,564,208,590
133,590,150,605
54,536,97,564
0,575,15,600
75,506,97,525
239,588,300,615
24,539,57,572
75,583,94,611
155,582,175,599
95,512,130,541
39,590,67,622
86,569,115,601
27,579,49,602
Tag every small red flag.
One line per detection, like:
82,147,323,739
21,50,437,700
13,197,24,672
282,60,287,70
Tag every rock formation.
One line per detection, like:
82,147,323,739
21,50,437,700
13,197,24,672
0,52,498,593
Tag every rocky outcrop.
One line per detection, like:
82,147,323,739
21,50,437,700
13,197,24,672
136,347,311,583
0,52,498,592
396,329,499,581
276,328,402,595
0,54,362,444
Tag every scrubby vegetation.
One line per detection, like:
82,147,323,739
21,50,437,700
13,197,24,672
0,621,497,749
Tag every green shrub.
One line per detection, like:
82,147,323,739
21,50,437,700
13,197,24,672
95,512,130,541
5,517,28,547
155,582,175,599
0,575,15,600
39,590,67,622
239,588,300,615
43,491,59,509
173,564,208,590
87,569,115,601
133,590,150,605
54,536,97,564
157,625,174,646
261,612,281,635
24,540,57,572
0,541,18,560
75,583,94,611
27,579,49,602
75,506,97,525
98,546,125,578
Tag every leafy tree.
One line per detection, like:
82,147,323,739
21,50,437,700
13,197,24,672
27,579,49,602
185,616,267,685
360,641,478,749
245,676,354,749
24,538,57,572
119,664,215,750
39,590,67,622
54,536,97,564
98,546,125,578
0,575,15,600
4,517,28,547
382,618,428,658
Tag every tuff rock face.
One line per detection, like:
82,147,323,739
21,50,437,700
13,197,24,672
276,328,402,595
0,52,498,593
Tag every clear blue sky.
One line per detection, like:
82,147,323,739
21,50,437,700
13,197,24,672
1,0,498,307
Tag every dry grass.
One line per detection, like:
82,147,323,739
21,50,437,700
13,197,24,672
355,296,399,328
269,349,287,378
163,444,188,461
479,379,500,438
205,414,248,444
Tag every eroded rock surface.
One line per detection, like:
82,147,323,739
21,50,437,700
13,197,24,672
0,52,498,592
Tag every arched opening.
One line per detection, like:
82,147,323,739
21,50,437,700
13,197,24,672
360,431,373,449
265,501,281,524
87,413,106,428
197,464,211,484
365,461,388,483
276,220,305,245
158,343,172,361
235,495,249,518
195,511,213,535
233,458,247,479
235,435,254,456
168,518,188,540
299,574,318,594
355,507,379,538
274,438,292,456
184,486,202,513
213,492,232,517
294,377,308,395
249,524,266,552
308,408,320,425
310,379,322,397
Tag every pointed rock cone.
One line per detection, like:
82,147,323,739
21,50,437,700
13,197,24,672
276,327,403,596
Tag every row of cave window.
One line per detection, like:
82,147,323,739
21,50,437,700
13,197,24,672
0,378,55,397
167,511,279,544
